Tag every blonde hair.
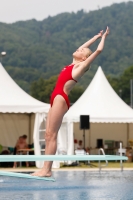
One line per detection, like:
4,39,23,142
85,48,92,58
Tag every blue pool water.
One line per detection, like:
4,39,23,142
0,171,133,200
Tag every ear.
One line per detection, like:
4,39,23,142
82,56,87,61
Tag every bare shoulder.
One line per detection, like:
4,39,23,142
72,62,90,80
73,62,85,69
73,61,90,72
73,63,81,69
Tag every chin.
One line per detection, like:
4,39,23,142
73,51,79,57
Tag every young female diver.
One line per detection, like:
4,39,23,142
32,26,109,177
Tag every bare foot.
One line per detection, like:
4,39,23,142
31,169,52,177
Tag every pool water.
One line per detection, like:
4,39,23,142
0,171,133,200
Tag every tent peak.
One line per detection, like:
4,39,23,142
0,63,50,113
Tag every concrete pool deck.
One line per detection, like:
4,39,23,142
1,163,133,172
0,168,133,172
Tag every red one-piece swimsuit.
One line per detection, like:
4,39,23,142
50,64,77,109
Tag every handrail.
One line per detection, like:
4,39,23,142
119,143,123,171
98,142,124,172
98,148,108,172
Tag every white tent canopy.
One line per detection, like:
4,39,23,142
0,63,49,153
0,63,50,113
65,66,133,123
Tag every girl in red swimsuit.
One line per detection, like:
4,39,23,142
32,27,109,177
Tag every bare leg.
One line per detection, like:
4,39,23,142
13,162,17,168
26,162,29,167
31,107,51,175
32,95,68,177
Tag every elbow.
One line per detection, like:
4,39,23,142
96,49,102,54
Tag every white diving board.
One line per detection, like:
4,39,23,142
0,154,128,181
0,155,128,162
0,171,55,182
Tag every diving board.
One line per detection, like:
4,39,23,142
0,155,128,162
0,171,55,182
0,154,128,180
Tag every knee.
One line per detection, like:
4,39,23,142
45,131,57,142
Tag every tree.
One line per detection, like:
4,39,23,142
107,65,133,105
0,2,133,93
30,76,57,103
69,86,84,104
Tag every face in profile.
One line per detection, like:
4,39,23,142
73,48,92,61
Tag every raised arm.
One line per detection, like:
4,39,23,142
79,30,103,49
80,27,109,71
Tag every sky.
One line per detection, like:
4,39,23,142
0,0,132,23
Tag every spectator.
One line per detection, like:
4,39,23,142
74,139,78,150
77,140,83,150
13,135,29,168
85,147,90,154
22,135,28,148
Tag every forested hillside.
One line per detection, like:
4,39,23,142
0,1,133,93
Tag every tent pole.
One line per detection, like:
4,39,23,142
83,129,85,149
89,124,91,150
29,114,31,145
127,123,129,147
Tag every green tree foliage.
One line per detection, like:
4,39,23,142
107,65,133,105
4,66,47,92
31,76,84,104
31,76,57,103
0,2,132,93
69,86,84,104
